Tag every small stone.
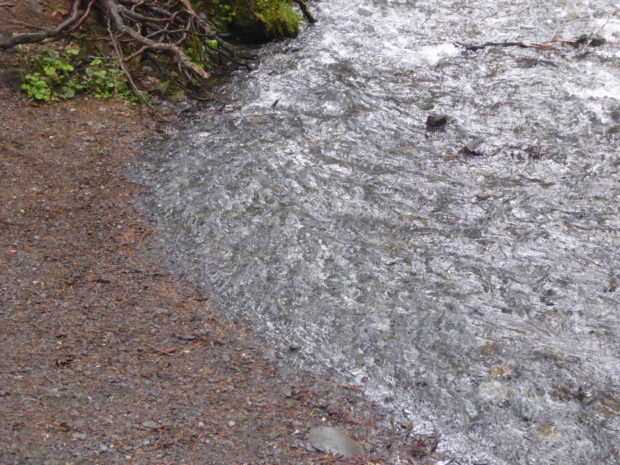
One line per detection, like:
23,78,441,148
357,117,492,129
228,421,236,428
86,121,104,130
141,420,158,429
307,426,364,457
72,433,87,440
400,420,414,431
263,348,278,362
459,137,485,156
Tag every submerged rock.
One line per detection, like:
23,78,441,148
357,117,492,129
307,426,365,457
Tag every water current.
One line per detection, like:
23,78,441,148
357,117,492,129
138,1,620,463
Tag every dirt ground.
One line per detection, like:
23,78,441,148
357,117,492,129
0,34,450,465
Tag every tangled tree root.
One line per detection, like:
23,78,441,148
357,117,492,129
0,0,249,92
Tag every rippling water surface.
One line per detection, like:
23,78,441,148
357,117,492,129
138,1,620,463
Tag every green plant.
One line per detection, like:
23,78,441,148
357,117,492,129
83,59,131,100
212,0,236,24
21,48,81,103
21,48,134,103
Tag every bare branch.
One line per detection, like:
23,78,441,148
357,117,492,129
0,0,81,48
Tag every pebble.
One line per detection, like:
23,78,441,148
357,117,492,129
400,420,414,431
228,421,236,428
141,420,158,429
263,348,278,362
307,426,365,457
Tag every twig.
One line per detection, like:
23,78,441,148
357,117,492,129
69,0,95,32
146,344,180,356
3,18,51,31
0,0,81,48
107,19,149,105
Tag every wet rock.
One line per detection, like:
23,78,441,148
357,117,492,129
459,137,485,156
307,426,364,457
426,114,448,130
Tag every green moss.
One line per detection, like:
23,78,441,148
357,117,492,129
227,0,300,42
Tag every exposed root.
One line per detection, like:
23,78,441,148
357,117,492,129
1,0,238,93
99,0,212,81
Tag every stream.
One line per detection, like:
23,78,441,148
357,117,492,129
138,1,620,463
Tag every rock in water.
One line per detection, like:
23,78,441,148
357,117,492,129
307,426,365,457
426,114,449,130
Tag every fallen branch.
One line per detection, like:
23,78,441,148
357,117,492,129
455,34,607,52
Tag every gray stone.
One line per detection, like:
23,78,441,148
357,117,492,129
307,426,364,457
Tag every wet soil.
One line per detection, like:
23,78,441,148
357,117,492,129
0,52,444,465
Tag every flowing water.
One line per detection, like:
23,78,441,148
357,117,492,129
138,1,620,463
